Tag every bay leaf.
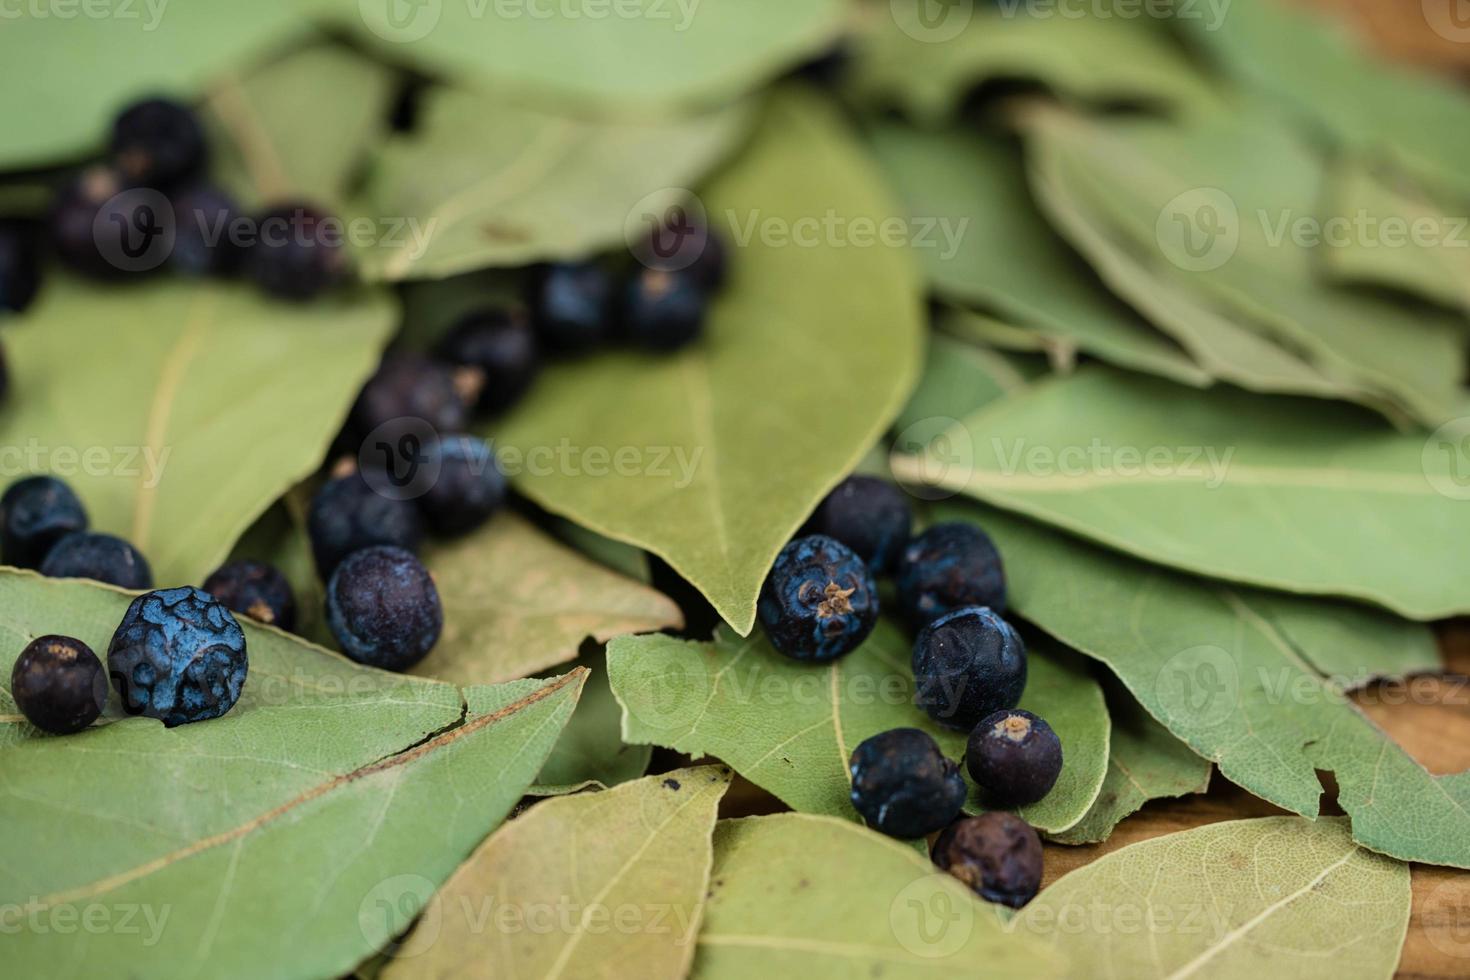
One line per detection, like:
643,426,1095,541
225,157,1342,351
532,648,653,795
864,121,1208,388
0,0,310,169
413,511,682,686
848,3,1216,125
1048,682,1212,846
546,516,653,584
203,42,397,209
336,0,844,115
892,332,1048,451
0,570,585,977
496,89,925,635
355,88,750,281
607,619,1110,835
690,813,1064,978
927,499,1468,868
895,366,1470,620
1020,106,1468,425
383,766,729,980
0,278,395,588
1017,817,1410,980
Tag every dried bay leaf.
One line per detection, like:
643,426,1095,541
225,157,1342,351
383,767,730,980
531,648,654,795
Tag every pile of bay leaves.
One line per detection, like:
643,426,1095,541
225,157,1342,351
2,0,1467,977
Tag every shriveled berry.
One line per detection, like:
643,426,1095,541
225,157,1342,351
529,261,612,353
434,308,539,415
203,559,296,632
307,469,425,577
897,522,1006,626
110,97,207,188
967,709,1062,807
348,351,468,446
0,218,42,313
108,586,248,726
633,213,726,290
169,184,240,276
758,534,878,662
912,606,1026,731
326,546,442,671
244,202,349,300
849,728,967,839
40,532,152,590
931,813,1043,908
11,635,106,735
1,475,88,569
807,475,912,573
622,267,708,352
420,434,506,536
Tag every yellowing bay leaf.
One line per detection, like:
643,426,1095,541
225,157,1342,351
414,511,683,686
690,813,1064,978
384,766,730,980
1017,817,1410,980
0,278,395,588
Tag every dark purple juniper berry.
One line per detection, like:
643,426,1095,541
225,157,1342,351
912,605,1026,731
418,434,506,537
306,468,425,578
11,635,107,735
39,531,152,590
967,708,1063,808
169,184,241,277
0,218,42,313
434,307,539,416
622,267,709,352
849,728,967,839
347,351,468,447
108,587,248,727
203,559,297,632
931,813,1044,908
109,97,208,188
757,534,878,662
528,261,613,353
896,521,1006,627
244,202,350,300
806,475,912,574
0,475,89,569
325,546,442,672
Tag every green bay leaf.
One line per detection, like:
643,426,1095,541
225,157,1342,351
0,278,395,588
607,619,1109,835
357,89,750,280
497,89,925,634
898,367,1470,619
1018,817,1410,980
384,766,729,980
0,571,585,978
691,813,1064,978
531,648,653,795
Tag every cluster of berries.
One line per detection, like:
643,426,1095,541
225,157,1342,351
756,474,1062,907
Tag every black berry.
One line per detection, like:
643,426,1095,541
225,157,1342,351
11,635,106,735
39,532,152,590
434,308,539,415
634,212,726,290
931,813,1043,908
0,475,88,569
758,534,878,662
108,586,248,727
306,469,425,578
529,261,612,353
348,351,468,447
0,218,42,313
849,727,967,839
110,97,208,188
203,559,297,632
50,166,158,280
912,605,1026,731
807,475,912,574
244,202,349,300
325,546,442,671
896,522,1007,626
967,709,1063,807
169,184,240,276
419,434,506,536
622,267,708,351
